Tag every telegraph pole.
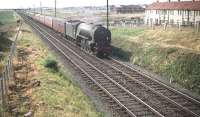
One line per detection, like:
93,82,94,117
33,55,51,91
40,1,42,14
33,4,36,15
106,0,109,29
55,0,57,17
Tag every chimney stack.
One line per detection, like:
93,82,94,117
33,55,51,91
168,0,171,2
178,0,180,2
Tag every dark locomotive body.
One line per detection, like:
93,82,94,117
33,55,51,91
26,13,111,58
65,21,111,57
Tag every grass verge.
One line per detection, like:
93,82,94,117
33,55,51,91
15,22,103,116
111,26,200,95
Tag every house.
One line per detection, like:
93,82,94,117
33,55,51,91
115,5,145,14
145,0,200,26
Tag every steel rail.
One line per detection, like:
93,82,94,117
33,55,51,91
108,58,200,116
22,16,136,117
21,12,200,117
112,57,200,105
21,14,164,117
31,15,200,117
38,14,200,116
96,57,200,117
26,15,164,117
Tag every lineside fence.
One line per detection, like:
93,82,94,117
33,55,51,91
0,22,22,116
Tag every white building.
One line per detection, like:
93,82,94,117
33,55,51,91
145,0,200,26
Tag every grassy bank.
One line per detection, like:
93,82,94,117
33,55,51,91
15,22,103,116
0,10,19,73
0,32,13,72
0,10,17,24
111,26,200,95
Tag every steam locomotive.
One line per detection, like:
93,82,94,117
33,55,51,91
27,13,112,57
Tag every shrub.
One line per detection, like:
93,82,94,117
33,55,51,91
43,57,59,72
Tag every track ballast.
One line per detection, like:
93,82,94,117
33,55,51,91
19,12,200,117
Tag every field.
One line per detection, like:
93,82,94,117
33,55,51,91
6,18,103,116
0,10,19,74
111,26,200,95
0,10,18,24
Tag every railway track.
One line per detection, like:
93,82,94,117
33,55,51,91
20,13,163,117
43,26,200,116
35,16,200,117
20,13,200,117
106,59,200,116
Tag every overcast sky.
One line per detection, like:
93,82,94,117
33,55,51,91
0,0,155,9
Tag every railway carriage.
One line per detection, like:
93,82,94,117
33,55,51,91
44,16,53,28
52,18,65,34
33,14,40,22
39,15,45,24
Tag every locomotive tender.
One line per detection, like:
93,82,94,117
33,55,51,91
27,13,111,57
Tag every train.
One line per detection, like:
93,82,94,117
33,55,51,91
26,12,112,58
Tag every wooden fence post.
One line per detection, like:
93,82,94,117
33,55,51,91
164,22,167,30
179,23,182,31
0,77,2,116
5,67,9,95
3,72,8,105
1,79,5,117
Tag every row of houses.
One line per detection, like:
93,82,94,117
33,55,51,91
145,0,200,26
110,1,200,26
112,5,145,14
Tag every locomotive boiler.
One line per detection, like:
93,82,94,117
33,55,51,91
65,20,111,57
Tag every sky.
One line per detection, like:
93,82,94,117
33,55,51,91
0,0,155,9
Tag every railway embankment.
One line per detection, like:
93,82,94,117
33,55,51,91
0,10,19,75
0,11,102,117
6,22,102,116
111,26,200,95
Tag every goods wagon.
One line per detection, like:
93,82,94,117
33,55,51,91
44,16,53,28
39,15,45,24
33,14,40,21
52,17,65,34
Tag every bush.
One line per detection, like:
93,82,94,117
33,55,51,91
0,32,12,51
44,57,59,72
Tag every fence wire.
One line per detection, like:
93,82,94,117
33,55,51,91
0,22,22,116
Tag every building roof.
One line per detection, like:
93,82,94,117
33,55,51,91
116,5,144,10
146,1,200,10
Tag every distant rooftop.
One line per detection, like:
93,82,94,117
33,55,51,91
146,1,200,10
